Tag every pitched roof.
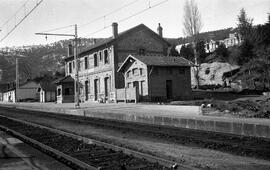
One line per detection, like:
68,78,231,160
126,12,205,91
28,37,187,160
39,81,56,91
118,54,193,72
65,23,170,61
54,75,74,84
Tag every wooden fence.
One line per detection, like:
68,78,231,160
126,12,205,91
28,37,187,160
115,87,138,103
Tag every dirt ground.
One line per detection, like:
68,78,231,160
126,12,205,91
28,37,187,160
171,94,270,119
4,112,270,170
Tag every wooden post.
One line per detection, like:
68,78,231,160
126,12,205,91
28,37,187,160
124,87,127,103
15,58,19,102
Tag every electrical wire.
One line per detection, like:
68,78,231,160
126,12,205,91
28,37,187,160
83,0,168,37
0,0,31,27
40,24,74,33
0,0,44,42
34,0,141,35
78,0,141,28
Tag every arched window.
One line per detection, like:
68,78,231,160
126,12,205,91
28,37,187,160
94,53,98,67
104,50,109,64
99,51,102,61
84,56,88,69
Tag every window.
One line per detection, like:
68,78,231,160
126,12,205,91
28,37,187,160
84,56,88,69
78,61,81,71
68,62,72,73
140,68,145,76
57,88,61,96
104,50,109,64
99,51,102,61
127,71,131,78
132,68,139,75
94,53,98,67
179,68,185,75
139,48,145,55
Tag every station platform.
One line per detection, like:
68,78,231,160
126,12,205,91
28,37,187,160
0,102,270,139
0,130,71,170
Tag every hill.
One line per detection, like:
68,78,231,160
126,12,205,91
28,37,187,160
0,38,105,83
166,27,236,45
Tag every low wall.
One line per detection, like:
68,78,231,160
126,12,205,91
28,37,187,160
1,104,270,139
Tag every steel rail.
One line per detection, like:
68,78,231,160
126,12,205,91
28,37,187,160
0,124,98,170
0,114,194,170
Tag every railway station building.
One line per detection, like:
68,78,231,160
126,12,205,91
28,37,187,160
60,22,192,103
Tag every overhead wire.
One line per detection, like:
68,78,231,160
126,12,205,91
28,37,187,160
35,0,141,35
78,0,141,29
40,24,75,33
0,0,44,42
83,0,169,37
0,0,31,28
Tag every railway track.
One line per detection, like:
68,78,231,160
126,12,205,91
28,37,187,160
0,115,184,170
0,106,269,161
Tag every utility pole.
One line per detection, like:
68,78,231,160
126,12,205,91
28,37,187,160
74,24,79,108
15,58,19,102
35,24,80,108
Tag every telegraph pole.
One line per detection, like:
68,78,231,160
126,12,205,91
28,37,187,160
35,24,80,108
15,58,19,102
74,24,79,107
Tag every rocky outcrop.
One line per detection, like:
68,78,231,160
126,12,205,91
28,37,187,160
191,62,240,87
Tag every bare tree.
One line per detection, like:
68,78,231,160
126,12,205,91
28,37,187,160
183,0,202,88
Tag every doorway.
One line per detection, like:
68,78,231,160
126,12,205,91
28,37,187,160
133,81,139,92
85,81,89,101
94,79,99,101
166,80,172,99
104,77,110,100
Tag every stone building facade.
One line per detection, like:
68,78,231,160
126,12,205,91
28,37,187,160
64,23,170,102
118,55,192,101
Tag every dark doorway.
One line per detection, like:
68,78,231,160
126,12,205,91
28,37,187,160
104,77,110,99
85,81,89,101
94,79,99,101
166,80,172,99
133,81,139,92
133,81,139,101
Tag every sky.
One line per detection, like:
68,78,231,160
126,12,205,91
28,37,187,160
0,0,269,47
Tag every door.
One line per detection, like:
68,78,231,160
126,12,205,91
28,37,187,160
133,81,139,92
104,77,110,99
94,79,99,101
140,81,146,101
166,80,172,99
133,81,139,101
85,81,89,101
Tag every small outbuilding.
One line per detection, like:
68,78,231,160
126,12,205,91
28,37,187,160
2,88,16,102
118,55,193,101
16,81,40,102
37,82,56,102
55,75,75,103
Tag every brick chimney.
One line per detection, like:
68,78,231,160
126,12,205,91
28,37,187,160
157,23,163,37
112,22,118,38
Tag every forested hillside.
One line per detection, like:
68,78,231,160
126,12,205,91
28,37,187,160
0,38,104,83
